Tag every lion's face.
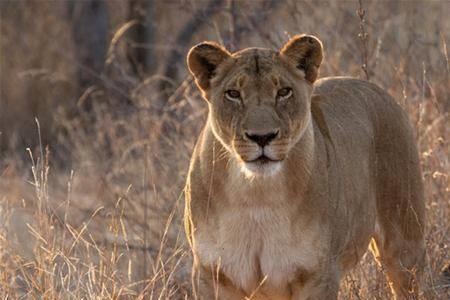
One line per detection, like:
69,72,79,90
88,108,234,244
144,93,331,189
187,35,323,176
206,50,314,176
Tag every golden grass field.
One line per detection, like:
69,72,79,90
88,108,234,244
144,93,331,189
0,1,449,299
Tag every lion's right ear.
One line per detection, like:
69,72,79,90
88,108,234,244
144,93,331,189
187,42,231,91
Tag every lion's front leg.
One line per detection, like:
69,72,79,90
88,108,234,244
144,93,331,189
290,272,340,300
193,264,246,300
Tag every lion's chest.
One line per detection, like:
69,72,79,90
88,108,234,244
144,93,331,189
195,188,323,295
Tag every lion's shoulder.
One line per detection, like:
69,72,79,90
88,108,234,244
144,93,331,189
311,76,400,120
313,76,386,98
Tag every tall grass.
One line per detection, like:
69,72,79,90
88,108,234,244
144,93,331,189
0,1,449,299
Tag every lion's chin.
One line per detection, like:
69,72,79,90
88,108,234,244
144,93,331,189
240,159,283,179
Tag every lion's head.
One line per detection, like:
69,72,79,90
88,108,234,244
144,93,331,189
187,35,323,176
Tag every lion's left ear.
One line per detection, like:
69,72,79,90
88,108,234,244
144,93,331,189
280,34,323,83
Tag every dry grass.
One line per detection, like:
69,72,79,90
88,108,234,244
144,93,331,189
0,1,449,299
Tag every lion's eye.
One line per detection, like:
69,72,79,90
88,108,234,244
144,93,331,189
225,90,241,103
277,87,293,101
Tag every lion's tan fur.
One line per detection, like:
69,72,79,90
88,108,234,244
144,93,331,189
184,35,425,300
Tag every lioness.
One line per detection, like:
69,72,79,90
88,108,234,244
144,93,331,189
184,34,425,300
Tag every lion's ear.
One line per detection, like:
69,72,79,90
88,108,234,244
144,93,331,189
280,35,323,83
187,42,231,90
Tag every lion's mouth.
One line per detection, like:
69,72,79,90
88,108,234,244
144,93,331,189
241,154,283,177
248,155,280,165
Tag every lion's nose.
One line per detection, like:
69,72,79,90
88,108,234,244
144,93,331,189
245,130,279,147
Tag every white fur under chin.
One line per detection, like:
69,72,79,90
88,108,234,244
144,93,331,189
241,161,283,179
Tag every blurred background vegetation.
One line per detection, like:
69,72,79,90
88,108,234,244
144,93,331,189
0,0,449,299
